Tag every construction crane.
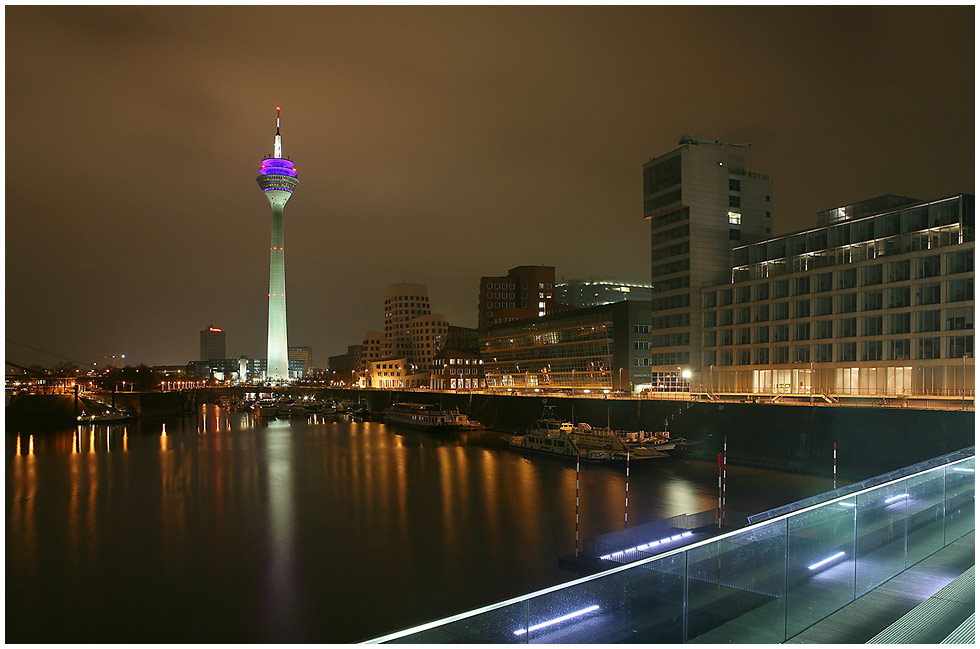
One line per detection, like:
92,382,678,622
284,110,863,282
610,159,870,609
678,134,751,148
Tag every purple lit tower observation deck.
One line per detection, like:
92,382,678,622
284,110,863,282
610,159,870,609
256,106,299,380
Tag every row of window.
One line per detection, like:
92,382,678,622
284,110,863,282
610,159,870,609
704,284,972,327
704,336,973,366
732,198,964,265
705,309,973,345
733,227,967,281
710,257,973,306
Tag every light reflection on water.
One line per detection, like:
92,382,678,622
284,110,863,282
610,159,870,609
7,406,832,643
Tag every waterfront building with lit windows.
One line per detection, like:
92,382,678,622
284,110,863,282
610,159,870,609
701,194,974,397
555,279,653,308
429,349,486,390
288,345,312,377
367,358,428,389
480,300,652,392
479,266,558,335
643,141,774,391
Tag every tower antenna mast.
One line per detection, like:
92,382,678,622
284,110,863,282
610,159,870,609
274,106,283,158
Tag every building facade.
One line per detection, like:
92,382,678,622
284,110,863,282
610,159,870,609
643,142,773,390
200,326,226,361
445,325,479,354
429,349,486,390
701,194,974,397
555,279,653,308
367,358,428,389
480,301,653,392
479,266,557,335
288,345,312,377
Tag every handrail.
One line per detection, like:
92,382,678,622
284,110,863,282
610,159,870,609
363,447,975,644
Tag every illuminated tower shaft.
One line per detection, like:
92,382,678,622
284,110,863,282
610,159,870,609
256,107,299,380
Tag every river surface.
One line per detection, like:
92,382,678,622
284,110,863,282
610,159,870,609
7,407,834,642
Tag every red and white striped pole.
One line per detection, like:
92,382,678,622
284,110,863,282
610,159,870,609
722,436,728,525
575,454,581,559
625,447,630,529
833,442,837,489
717,453,723,529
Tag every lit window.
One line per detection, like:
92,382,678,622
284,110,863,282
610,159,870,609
728,211,741,225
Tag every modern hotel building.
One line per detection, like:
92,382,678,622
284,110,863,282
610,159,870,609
700,194,974,398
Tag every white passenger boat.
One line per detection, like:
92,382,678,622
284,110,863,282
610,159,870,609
384,403,482,431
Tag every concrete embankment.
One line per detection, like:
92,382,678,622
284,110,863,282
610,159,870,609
312,389,974,479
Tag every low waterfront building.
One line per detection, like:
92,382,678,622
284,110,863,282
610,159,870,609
480,300,653,392
367,358,428,389
429,349,486,390
701,194,974,397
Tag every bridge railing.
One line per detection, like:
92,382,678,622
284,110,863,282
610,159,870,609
363,448,974,644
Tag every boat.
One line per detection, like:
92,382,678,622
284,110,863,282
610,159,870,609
510,418,669,462
76,411,133,423
509,419,616,462
251,398,279,418
384,402,482,431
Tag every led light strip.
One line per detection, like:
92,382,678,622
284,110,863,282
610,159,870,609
884,493,909,503
513,605,600,636
808,551,846,571
599,531,693,561
952,467,975,473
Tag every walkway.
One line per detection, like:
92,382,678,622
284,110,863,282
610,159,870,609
785,531,974,644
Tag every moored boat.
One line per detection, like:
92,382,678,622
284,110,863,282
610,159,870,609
384,403,482,431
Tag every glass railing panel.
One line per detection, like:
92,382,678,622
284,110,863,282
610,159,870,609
626,553,685,643
854,481,908,597
785,496,856,638
520,568,630,643
944,458,975,544
389,601,528,644
686,519,787,643
906,466,945,566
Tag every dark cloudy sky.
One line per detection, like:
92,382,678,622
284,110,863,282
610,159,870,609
6,6,974,368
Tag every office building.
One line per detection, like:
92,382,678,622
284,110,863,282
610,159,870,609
367,358,428,389
643,140,773,390
200,326,226,361
479,266,557,335
480,300,653,392
556,279,653,307
256,107,299,380
429,349,485,390
288,345,313,377
444,325,479,354
701,194,974,397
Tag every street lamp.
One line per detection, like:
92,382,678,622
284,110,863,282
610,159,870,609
619,367,623,393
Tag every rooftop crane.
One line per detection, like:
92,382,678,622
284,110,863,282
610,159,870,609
678,134,751,148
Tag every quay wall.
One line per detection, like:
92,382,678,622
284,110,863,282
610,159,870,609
9,387,972,479
306,389,973,479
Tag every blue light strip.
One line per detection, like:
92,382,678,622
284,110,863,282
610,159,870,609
513,604,600,636
598,531,693,561
808,551,845,571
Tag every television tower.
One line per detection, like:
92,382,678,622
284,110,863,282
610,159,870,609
256,107,299,380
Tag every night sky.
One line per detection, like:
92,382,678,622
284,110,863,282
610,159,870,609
6,6,974,368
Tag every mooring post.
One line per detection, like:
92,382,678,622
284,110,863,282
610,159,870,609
575,454,581,560
717,453,723,529
833,441,837,489
625,447,630,530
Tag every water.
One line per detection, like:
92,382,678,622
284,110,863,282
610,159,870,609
7,407,833,642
